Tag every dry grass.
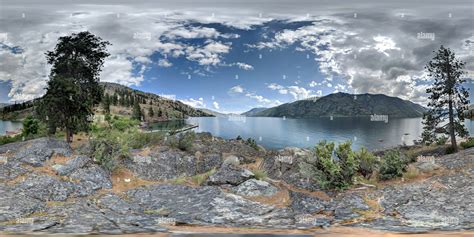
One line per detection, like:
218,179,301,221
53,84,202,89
109,167,161,193
246,189,291,208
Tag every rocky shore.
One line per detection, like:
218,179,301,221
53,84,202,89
0,134,473,234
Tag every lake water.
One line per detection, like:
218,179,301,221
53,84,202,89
0,120,22,136
185,117,474,151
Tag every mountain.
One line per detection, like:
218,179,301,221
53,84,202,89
101,82,212,121
251,92,426,118
1,82,213,121
199,108,227,117
241,107,268,116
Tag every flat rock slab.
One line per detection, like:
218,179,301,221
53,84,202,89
233,179,278,197
206,165,254,186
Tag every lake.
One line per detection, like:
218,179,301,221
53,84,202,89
0,120,22,136
184,117,474,151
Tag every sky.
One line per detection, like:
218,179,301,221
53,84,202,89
0,0,473,113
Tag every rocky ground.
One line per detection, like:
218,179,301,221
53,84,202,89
0,134,473,234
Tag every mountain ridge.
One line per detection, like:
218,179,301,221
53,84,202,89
250,92,426,118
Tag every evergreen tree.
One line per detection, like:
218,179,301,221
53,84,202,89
112,93,118,105
102,93,111,114
422,46,469,151
132,101,142,121
38,31,110,143
148,107,154,118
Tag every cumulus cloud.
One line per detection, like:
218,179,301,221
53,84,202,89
157,59,173,67
268,83,316,100
181,97,205,108
213,101,220,110
229,85,244,93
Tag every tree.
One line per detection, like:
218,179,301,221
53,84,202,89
22,115,39,137
423,45,469,152
132,101,142,121
148,106,154,118
102,93,111,114
39,31,110,143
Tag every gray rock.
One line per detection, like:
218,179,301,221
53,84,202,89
126,184,294,227
222,154,240,167
12,138,72,167
14,174,74,201
333,193,369,221
53,155,92,176
233,179,278,197
0,184,45,222
0,160,29,182
69,165,112,197
290,191,329,214
206,164,254,186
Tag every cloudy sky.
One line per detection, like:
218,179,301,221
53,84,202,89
0,0,473,113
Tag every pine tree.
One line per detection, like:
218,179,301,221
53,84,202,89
102,93,111,114
38,31,110,143
422,45,469,151
148,107,154,118
132,101,142,121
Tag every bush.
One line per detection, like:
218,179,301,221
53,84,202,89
460,137,474,149
22,116,39,137
128,131,165,149
378,150,407,180
245,138,259,150
252,169,267,180
355,147,378,179
445,146,457,154
436,136,448,145
89,137,128,172
299,140,358,190
109,116,139,131
168,131,196,151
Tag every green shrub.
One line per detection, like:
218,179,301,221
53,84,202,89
245,138,259,150
299,140,358,190
436,136,448,145
460,137,474,149
128,131,165,149
445,146,457,154
378,150,407,180
252,169,267,180
167,131,196,151
109,116,139,131
0,134,22,145
89,137,128,172
355,147,378,179
22,116,39,137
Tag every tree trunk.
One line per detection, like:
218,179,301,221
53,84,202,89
448,94,457,152
66,128,73,143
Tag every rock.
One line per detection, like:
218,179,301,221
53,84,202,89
290,191,329,214
69,165,112,197
53,155,92,176
222,154,240,166
14,174,74,201
295,214,332,228
125,147,222,180
0,184,45,222
126,184,294,227
333,193,370,221
0,160,29,182
262,147,319,191
206,164,254,186
12,138,72,167
233,179,278,197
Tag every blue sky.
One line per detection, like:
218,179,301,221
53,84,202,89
0,0,473,113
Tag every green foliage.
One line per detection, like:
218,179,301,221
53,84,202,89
460,137,474,149
245,138,259,150
436,135,448,145
299,140,358,190
167,131,196,151
0,134,22,145
423,45,469,152
127,132,165,149
38,31,110,143
22,116,39,137
89,138,125,172
132,102,142,121
148,107,154,118
236,135,242,141
378,150,407,180
108,116,139,131
251,169,267,180
355,147,378,179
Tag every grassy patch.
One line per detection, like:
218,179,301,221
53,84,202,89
251,168,267,180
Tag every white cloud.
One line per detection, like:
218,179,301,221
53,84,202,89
213,101,220,109
234,62,254,70
181,97,205,108
229,85,244,93
268,83,315,100
157,59,173,67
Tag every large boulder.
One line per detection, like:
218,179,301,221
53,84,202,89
262,147,319,191
11,138,72,167
232,179,278,197
0,184,45,222
14,174,74,202
206,164,254,186
53,155,92,176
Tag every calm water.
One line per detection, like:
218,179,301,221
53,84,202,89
186,117,474,151
0,120,22,136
